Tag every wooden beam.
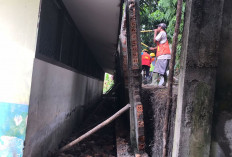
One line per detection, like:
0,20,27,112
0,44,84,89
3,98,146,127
59,104,131,153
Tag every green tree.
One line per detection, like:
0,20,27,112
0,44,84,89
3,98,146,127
140,0,186,73
103,73,114,94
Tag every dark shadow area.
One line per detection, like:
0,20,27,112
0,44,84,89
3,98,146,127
49,94,119,157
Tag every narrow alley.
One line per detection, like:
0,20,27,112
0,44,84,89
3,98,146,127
0,0,232,157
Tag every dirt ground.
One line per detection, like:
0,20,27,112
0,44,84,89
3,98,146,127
48,85,177,157
141,85,177,157
54,124,116,157
49,98,118,157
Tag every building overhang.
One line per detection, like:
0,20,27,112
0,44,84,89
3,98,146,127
62,0,122,74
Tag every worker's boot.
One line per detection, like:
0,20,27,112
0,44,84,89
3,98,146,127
151,73,159,86
158,75,164,86
158,74,167,86
163,74,168,86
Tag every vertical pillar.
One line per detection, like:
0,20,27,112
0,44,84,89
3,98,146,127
172,0,224,156
120,5,129,89
126,0,145,153
0,1,40,156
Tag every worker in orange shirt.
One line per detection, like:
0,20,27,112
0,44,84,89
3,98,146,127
141,49,151,84
149,23,171,86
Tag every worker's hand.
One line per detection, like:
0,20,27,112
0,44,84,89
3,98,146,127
149,47,156,51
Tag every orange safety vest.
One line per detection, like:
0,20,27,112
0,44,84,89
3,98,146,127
142,52,151,66
156,32,171,57
151,57,155,62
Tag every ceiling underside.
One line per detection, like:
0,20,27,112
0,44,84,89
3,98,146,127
62,0,122,74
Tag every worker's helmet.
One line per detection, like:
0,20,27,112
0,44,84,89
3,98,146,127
150,53,155,57
142,49,148,52
157,23,167,30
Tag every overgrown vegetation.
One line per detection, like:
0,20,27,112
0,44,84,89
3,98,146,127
103,73,114,94
140,0,185,73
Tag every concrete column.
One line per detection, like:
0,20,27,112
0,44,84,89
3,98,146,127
126,0,145,153
0,0,40,156
172,0,224,156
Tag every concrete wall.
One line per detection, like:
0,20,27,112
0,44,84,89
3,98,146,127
172,0,224,156
24,59,103,157
22,1,105,156
0,0,40,156
210,0,232,156
36,0,104,80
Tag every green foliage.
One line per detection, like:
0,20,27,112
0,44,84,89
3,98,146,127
103,73,114,94
140,0,186,74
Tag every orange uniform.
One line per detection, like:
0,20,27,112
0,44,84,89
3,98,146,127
156,31,171,57
142,52,151,66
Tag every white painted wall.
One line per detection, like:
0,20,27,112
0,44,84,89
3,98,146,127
0,1,40,156
0,0,40,104
24,59,103,156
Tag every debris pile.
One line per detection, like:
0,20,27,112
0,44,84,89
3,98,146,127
56,125,116,157
49,96,118,157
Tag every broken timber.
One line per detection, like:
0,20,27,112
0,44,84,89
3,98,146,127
59,104,131,153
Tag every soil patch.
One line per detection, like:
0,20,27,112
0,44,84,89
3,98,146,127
141,85,177,157
49,97,118,157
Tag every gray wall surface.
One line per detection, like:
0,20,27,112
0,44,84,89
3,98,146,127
23,59,103,157
210,0,232,156
172,0,224,156
36,0,104,80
